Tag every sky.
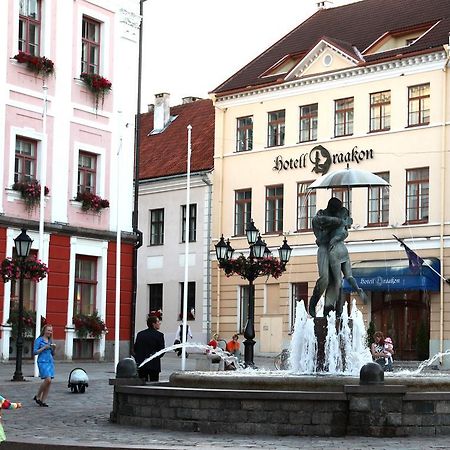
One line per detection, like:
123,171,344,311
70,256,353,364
141,0,359,108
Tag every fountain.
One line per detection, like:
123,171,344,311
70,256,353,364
111,194,450,437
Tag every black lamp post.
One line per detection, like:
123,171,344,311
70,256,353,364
12,228,33,382
215,220,292,367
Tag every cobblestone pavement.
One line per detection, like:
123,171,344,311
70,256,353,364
0,355,449,449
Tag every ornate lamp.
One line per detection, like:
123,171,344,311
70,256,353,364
252,234,266,259
278,238,292,265
245,220,258,246
14,228,33,258
215,235,228,262
226,239,234,260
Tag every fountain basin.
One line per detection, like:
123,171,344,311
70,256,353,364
110,370,450,437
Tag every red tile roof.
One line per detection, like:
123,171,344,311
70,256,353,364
139,99,214,180
213,0,450,95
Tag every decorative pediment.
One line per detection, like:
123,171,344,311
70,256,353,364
284,37,363,81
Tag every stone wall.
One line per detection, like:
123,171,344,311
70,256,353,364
111,384,450,437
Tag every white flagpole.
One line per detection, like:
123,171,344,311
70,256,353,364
181,125,192,371
34,83,48,377
114,113,123,372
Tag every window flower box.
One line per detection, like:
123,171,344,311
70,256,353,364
12,180,49,213
73,311,107,339
13,51,55,78
75,191,109,213
80,73,112,113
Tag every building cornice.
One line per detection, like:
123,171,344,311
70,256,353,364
215,51,447,106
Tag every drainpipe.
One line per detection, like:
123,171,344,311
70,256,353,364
202,173,213,341
439,42,450,362
130,0,146,351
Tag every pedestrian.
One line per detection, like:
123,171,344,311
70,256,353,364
384,337,394,372
33,324,56,407
208,333,219,349
0,394,22,443
134,315,165,382
226,334,241,361
174,322,193,357
371,331,387,370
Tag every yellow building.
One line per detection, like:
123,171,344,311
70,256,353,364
210,0,450,366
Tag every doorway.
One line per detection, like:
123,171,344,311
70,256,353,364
371,291,430,360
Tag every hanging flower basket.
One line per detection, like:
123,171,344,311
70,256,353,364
0,256,49,283
12,180,49,213
73,311,107,339
7,308,47,338
219,255,285,280
80,73,112,112
75,191,109,212
13,51,55,78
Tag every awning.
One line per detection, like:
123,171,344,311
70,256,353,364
342,258,441,292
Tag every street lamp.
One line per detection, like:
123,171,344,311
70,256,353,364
12,228,33,382
215,221,292,367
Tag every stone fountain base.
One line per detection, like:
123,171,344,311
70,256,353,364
110,372,450,437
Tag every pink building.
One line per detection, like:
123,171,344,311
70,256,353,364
0,0,140,360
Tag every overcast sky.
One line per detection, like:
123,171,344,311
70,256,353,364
141,0,358,108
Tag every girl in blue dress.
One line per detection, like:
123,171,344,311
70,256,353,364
33,324,56,407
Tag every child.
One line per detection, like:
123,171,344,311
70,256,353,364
0,394,22,442
384,337,394,372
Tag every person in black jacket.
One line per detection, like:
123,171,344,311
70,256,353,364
133,315,165,382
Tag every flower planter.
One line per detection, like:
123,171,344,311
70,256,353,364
13,51,55,78
80,73,112,113
12,180,49,213
75,191,109,213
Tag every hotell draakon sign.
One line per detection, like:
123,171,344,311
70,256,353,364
273,144,374,175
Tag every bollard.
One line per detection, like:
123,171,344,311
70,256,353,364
116,357,138,378
359,362,384,385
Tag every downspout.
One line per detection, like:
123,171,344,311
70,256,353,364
130,0,145,351
202,173,213,341
439,42,450,361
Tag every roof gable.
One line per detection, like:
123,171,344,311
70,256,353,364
285,38,361,81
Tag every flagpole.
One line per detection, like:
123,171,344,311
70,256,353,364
181,125,192,371
35,83,48,377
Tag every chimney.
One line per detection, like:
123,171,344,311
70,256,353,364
153,93,170,131
147,103,154,112
182,96,202,104
316,1,333,9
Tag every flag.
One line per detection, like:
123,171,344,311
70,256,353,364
393,235,424,274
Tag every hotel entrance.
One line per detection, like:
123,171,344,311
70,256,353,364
371,291,430,360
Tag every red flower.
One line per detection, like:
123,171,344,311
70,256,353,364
75,191,109,213
13,51,54,78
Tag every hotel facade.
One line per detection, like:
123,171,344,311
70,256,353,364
211,0,450,366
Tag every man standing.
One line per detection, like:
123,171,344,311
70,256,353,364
133,315,165,382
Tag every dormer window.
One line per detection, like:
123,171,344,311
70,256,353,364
363,22,438,55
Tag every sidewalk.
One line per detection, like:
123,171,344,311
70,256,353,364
0,355,449,449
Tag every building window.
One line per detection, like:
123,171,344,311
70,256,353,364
234,189,252,236
334,97,354,137
78,152,97,194
179,282,195,320
81,16,100,74
406,167,429,224
331,187,352,213
408,84,430,127
181,204,197,243
148,283,163,313
150,208,164,246
299,104,318,142
267,110,285,147
74,256,97,316
15,137,37,183
370,91,391,132
291,282,308,330
18,0,41,56
239,285,252,333
297,182,316,231
368,172,390,226
265,185,283,233
236,116,253,152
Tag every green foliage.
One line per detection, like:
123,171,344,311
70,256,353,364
416,321,429,361
7,308,47,338
366,321,376,348
73,310,107,339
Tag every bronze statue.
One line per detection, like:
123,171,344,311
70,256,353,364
309,197,366,317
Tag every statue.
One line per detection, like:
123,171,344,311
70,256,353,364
309,197,366,318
